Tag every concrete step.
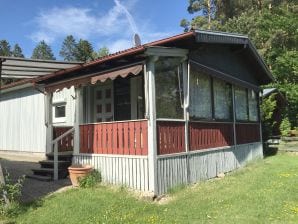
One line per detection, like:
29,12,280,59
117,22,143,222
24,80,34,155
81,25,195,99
26,174,52,181
32,168,68,179
39,160,71,169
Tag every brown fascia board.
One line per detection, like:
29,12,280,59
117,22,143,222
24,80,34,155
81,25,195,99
35,31,196,84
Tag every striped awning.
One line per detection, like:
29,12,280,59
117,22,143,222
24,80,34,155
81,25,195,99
44,64,143,93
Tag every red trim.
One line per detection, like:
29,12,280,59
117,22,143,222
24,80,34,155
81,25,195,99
236,123,260,144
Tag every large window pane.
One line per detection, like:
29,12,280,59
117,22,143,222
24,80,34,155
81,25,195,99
155,57,184,119
214,79,232,120
189,69,212,119
248,90,258,121
235,86,248,121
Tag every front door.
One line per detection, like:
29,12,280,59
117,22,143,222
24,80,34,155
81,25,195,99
94,82,113,122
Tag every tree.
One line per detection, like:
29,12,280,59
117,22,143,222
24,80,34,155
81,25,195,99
11,44,24,58
59,35,78,61
0,40,11,56
31,41,56,60
76,39,94,62
92,47,110,60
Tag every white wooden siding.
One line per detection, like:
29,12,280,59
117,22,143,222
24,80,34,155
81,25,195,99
0,88,46,153
156,142,263,194
73,154,149,191
52,87,75,127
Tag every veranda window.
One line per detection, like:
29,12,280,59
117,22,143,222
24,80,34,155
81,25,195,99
213,78,232,120
189,69,212,119
235,86,248,121
248,90,258,121
155,57,184,119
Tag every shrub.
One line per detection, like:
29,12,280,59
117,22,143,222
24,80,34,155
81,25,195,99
280,117,291,137
0,170,25,216
78,170,102,188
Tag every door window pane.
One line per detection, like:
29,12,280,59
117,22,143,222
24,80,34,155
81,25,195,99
189,69,212,119
213,79,232,120
155,57,184,119
235,86,248,121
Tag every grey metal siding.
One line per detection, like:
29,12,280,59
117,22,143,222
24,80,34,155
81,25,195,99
0,88,46,153
156,142,263,194
73,154,149,191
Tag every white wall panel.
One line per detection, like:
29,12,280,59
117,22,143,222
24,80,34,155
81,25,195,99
0,88,46,153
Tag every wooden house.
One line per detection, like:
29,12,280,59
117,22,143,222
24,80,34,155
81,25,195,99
1,30,273,195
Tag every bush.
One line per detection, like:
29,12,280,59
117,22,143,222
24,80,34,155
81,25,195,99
78,170,102,188
280,118,291,137
0,170,25,216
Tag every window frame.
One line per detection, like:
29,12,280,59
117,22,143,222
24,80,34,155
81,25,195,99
52,100,67,123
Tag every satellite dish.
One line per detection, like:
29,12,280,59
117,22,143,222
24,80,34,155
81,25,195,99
133,33,141,47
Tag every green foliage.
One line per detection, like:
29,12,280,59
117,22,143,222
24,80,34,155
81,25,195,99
280,117,291,137
31,40,56,60
261,93,277,139
78,170,102,188
0,40,11,56
59,35,78,61
11,44,24,58
0,171,25,217
92,47,110,60
76,39,94,62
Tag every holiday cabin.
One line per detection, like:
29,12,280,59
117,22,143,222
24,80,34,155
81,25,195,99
1,30,273,195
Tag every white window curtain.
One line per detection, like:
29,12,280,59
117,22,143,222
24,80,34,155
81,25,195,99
189,69,212,119
248,90,258,121
213,78,232,120
235,86,248,121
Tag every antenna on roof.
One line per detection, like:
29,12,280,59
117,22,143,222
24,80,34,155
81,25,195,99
133,33,141,47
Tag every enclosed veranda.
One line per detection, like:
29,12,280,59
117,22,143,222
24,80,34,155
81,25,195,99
41,31,271,195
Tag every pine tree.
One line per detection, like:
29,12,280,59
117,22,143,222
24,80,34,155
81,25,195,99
0,40,11,56
59,35,78,61
31,41,56,60
76,39,94,62
11,44,24,58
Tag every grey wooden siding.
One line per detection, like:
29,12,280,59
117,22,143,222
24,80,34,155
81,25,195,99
156,142,263,194
73,154,149,191
0,88,46,153
52,87,75,127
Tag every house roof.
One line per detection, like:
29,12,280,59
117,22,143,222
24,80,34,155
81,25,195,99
1,30,273,92
0,56,82,79
263,88,277,97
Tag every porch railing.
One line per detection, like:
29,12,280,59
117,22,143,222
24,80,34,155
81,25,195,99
79,120,148,155
53,126,74,152
236,123,260,144
52,127,75,180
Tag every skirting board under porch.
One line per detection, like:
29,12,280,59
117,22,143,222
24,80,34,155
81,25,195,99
73,142,263,195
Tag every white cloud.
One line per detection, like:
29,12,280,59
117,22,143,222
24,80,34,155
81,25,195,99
29,0,178,52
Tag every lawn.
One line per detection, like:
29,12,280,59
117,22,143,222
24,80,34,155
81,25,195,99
8,152,298,224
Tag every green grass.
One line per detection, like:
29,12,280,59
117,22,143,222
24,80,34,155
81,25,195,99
8,153,298,223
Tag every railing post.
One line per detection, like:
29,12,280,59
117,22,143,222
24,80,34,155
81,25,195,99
45,93,53,154
74,87,83,155
53,142,58,180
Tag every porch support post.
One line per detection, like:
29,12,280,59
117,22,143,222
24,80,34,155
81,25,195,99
74,87,83,155
45,93,53,154
147,56,158,196
232,85,237,148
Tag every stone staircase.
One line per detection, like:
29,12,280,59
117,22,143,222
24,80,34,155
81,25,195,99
27,151,73,181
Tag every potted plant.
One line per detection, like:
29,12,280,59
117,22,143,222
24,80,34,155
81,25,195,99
68,164,92,187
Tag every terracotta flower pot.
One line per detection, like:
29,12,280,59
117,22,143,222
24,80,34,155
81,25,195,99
68,164,92,187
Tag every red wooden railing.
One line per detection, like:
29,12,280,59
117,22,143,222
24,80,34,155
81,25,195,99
53,126,74,152
157,121,185,155
236,123,260,144
80,120,148,155
189,122,234,151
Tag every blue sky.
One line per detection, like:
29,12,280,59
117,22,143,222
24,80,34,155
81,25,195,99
0,0,194,59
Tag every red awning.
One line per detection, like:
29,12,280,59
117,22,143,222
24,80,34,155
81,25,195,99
45,64,143,93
